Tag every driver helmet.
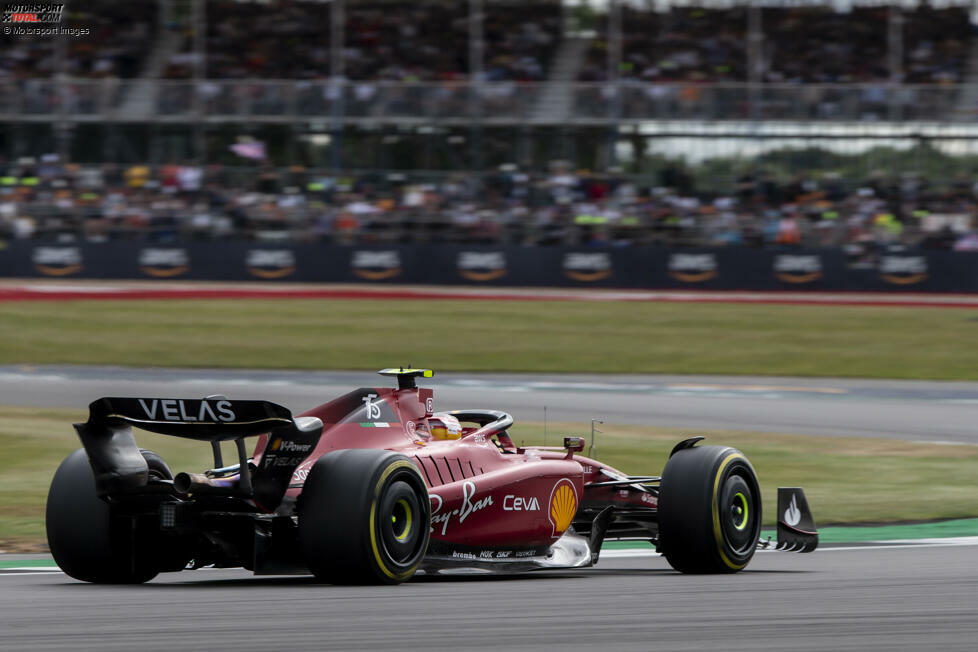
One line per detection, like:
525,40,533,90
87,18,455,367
429,413,462,440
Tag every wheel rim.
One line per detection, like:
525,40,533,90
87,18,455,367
391,498,413,542
731,492,749,531
719,473,756,554
378,480,424,566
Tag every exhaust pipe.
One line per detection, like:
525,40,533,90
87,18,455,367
173,472,237,494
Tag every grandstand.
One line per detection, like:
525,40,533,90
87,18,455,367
1,0,978,251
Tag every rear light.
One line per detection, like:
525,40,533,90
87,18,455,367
160,503,176,529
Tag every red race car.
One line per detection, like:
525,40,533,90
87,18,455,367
47,369,817,584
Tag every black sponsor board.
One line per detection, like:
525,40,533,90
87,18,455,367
2,242,977,292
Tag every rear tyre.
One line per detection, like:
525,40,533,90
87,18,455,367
658,445,761,573
139,449,172,483
46,448,171,584
298,449,430,585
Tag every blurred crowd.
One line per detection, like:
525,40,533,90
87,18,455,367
767,6,968,84
581,6,970,84
162,1,559,82
0,2,156,80
1,0,560,84
2,158,977,253
580,8,748,83
1,3,971,87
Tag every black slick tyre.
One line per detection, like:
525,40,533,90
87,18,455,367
46,448,172,584
298,449,430,585
138,449,172,483
658,445,762,573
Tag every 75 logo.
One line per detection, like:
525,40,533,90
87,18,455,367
362,394,382,420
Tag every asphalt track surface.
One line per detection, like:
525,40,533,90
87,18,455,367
1,543,977,651
4,365,978,444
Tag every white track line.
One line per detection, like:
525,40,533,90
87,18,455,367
600,536,978,559
4,537,977,576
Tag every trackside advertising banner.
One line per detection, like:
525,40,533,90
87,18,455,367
1,243,976,292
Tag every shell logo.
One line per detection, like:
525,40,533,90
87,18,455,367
548,478,578,538
270,438,281,451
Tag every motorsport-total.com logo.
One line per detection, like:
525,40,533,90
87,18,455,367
2,3,63,23
3,3,90,36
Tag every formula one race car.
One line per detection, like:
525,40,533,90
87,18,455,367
46,369,818,584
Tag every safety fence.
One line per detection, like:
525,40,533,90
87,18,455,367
3,242,976,292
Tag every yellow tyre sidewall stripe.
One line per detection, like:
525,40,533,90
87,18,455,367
711,452,749,571
368,459,424,581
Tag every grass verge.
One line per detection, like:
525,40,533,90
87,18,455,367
509,422,978,527
1,407,976,549
1,299,978,378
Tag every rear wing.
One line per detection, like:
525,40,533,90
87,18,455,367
84,397,295,440
75,397,322,509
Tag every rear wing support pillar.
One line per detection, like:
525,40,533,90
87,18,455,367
211,441,224,469
235,438,252,496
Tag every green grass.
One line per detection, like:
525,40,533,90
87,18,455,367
0,299,977,378
2,407,976,549
509,423,978,526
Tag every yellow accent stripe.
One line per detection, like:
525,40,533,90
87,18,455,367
881,273,928,285
711,452,748,571
776,271,823,284
140,265,189,278
249,266,296,279
368,459,422,581
565,269,612,282
733,492,748,531
459,269,507,282
354,267,401,280
670,270,718,283
34,264,82,277
379,368,433,377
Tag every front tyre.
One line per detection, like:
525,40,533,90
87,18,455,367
46,448,171,583
298,449,430,585
658,445,762,573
